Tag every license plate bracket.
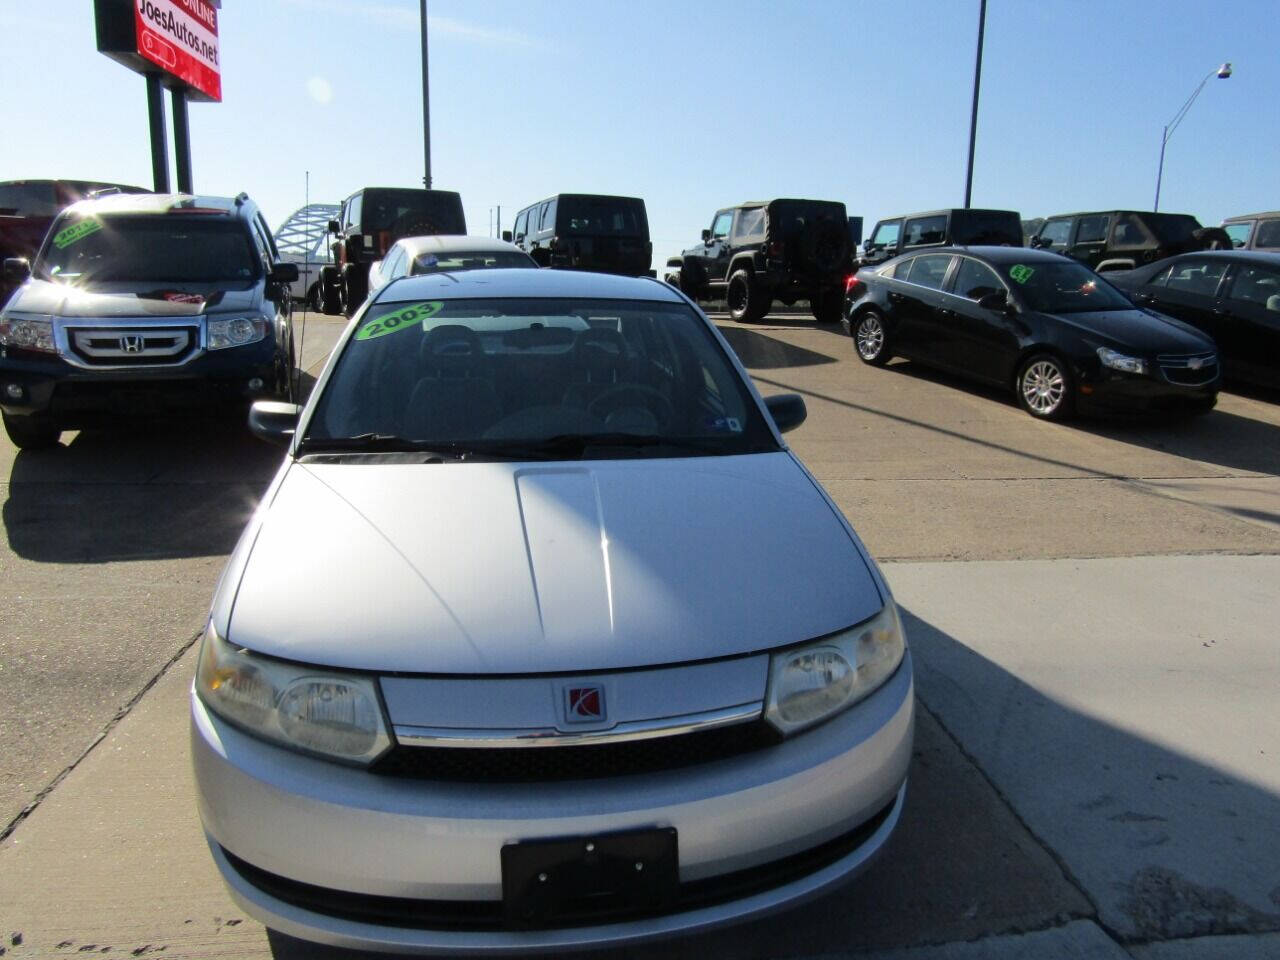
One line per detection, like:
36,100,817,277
501,826,678,928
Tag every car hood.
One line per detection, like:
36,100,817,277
1047,308,1214,354
226,452,882,674
4,278,260,318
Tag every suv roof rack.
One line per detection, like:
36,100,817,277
86,186,123,199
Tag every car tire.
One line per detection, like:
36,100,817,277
853,310,892,366
342,264,368,318
1016,353,1074,420
727,269,768,323
319,272,342,315
306,282,322,313
811,288,842,324
3,411,60,450
679,259,704,301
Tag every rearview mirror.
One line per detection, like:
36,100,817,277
270,262,299,284
977,290,1009,311
249,400,301,446
3,257,31,284
764,393,807,434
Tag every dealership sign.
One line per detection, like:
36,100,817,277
96,0,222,102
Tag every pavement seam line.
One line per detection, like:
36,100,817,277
911,696,1134,950
0,627,204,845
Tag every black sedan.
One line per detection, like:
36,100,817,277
1108,250,1280,391
842,247,1220,420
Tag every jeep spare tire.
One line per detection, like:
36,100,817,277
803,218,850,274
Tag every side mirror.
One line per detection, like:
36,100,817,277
977,290,1009,311
501,230,512,243
327,219,340,234
270,262,299,284
248,400,301,446
701,229,712,242
764,393,807,434
4,257,31,283
1030,236,1048,249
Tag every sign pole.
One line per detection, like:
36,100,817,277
172,88,193,193
146,73,171,193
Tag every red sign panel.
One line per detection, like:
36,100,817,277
133,0,221,102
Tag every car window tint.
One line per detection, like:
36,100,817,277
40,215,258,284
880,260,900,279
0,181,59,216
1111,214,1150,248
952,258,1003,300
1255,220,1280,249
1149,264,1175,287
383,246,406,278
711,212,733,239
411,251,535,273
903,216,946,247
871,221,901,247
732,208,765,240
1039,219,1073,248
904,254,952,290
1223,223,1252,248
1227,265,1280,310
1165,260,1227,297
1075,215,1110,244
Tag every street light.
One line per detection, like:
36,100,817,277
1153,62,1232,212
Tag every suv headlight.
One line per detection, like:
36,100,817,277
0,314,56,354
1097,347,1147,375
207,317,266,350
196,623,391,765
765,602,906,736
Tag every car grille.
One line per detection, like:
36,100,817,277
219,799,894,932
370,719,782,783
68,326,197,366
1157,352,1218,386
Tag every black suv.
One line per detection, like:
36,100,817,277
860,208,1023,266
1029,210,1215,272
669,199,852,322
0,192,298,449
319,187,465,315
505,194,652,276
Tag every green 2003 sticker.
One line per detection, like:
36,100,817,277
52,219,103,249
355,301,444,341
1009,265,1035,284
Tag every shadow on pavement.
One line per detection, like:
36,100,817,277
3,420,282,563
901,607,1280,944
715,325,839,370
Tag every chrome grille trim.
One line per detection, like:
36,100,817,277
393,701,764,749
1156,352,1218,386
71,329,191,359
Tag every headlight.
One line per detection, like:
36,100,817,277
1097,347,1147,375
196,623,391,765
0,314,56,354
765,602,906,736
207,317,266,350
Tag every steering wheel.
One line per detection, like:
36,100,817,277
587,385,675,430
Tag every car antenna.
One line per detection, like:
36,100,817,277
295,171,310,404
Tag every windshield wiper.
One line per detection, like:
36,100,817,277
297,434,471,458
478,433,731,460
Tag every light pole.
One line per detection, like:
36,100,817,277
963,0,987,208
1153,62,1231,212
420,0,432,188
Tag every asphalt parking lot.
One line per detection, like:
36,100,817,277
1,307,1277,958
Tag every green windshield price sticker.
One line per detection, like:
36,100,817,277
52,219,103,250
1009,265,1035,285
355,301,444,341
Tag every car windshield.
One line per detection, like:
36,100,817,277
37,215,258,285
0,181,58,217
411,251,535,273
303,295,778,460
1001,260,1132,313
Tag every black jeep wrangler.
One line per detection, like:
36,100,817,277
1029,210,1223,273
668,199,852,323
319,187,465,315
505,194,652,276
860,208,1023,266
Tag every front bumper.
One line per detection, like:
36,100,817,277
0,340,277,425
191,653,914,954
1076,367,1219,413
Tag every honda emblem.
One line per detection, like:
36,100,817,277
120,335,143,353
564,685,605,724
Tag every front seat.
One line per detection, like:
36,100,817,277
403,325,502,439
562,328,631,409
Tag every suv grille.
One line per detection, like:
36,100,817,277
1157,352,1218,386
371,720,781,783
68,326,197,366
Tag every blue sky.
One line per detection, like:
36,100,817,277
2,0,1274,268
